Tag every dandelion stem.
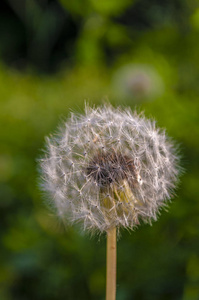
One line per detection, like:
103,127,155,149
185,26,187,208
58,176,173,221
106,227,117,300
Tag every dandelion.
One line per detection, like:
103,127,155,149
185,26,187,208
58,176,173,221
112,64,164,101
39,104,181,300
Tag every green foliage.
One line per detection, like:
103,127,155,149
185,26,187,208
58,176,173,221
59,0,132,16
1,0,199,299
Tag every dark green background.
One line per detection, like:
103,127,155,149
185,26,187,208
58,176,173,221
1,1,199,299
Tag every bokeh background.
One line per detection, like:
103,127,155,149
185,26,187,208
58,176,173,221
1,0,199,299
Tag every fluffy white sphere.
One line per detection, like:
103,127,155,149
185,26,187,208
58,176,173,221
39,105,181,234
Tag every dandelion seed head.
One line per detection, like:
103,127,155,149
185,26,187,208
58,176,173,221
39,104,181,234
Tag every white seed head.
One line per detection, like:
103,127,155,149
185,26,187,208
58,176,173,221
39,104,181,234
112,64,164,100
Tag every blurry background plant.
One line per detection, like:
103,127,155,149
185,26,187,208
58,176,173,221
111,64,164,102
1,0,199,300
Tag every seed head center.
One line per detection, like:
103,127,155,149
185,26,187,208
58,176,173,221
86,151,138,187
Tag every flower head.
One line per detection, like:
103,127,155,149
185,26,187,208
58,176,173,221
39,104,180,234
112,64,164,101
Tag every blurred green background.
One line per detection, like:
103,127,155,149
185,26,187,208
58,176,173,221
1,0,199,299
